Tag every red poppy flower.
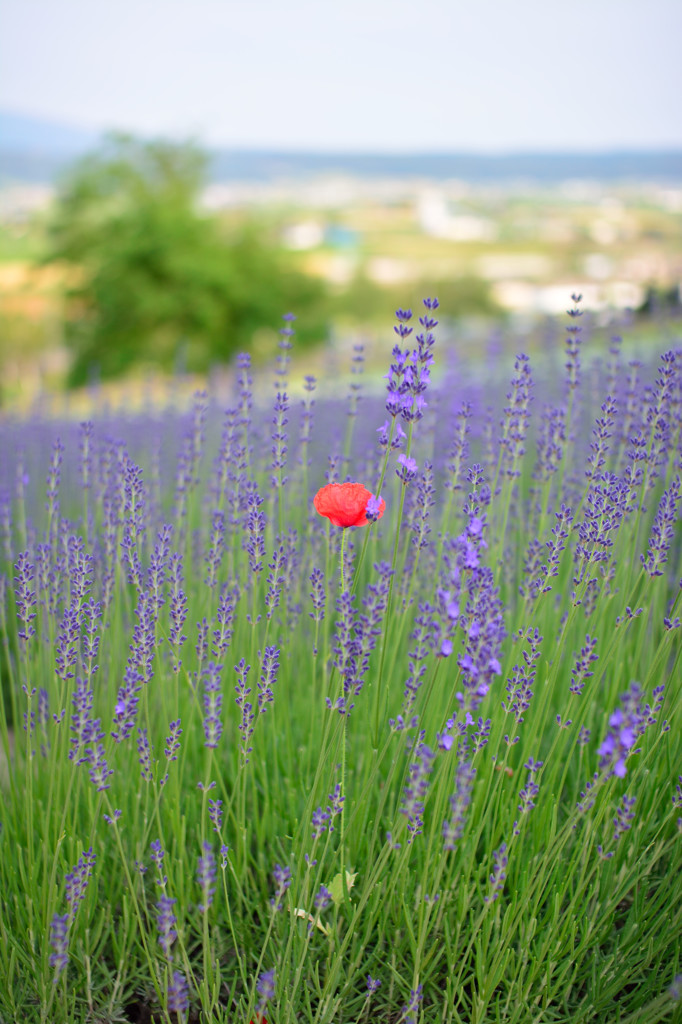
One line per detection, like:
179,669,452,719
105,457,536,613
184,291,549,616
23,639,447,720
313,482,385,528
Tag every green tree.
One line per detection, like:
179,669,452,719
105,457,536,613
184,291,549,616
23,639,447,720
45,135,326,384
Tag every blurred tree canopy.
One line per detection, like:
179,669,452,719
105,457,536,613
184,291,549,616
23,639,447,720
45,135,327,385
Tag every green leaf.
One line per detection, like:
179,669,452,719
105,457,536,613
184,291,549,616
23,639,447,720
327,870,358,907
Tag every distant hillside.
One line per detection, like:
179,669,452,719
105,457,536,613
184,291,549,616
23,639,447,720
2,110,682,185
209,149,682,184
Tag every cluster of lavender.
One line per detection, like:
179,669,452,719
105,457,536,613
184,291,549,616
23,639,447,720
0,295,679,1022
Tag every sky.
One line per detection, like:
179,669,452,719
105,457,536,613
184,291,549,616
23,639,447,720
1,0,681,152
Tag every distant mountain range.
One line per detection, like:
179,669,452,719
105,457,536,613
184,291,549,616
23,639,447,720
2,110,682,185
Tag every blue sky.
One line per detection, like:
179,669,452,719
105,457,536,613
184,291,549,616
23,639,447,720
1,0,681,151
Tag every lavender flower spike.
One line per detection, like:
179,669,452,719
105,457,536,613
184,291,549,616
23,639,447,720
257,967,276,1015
202,661,224,749
401,984,423,1024
485,841,508,902
49,913,69,978
168,970,189,1013
197,840,216,912
641,476,681,577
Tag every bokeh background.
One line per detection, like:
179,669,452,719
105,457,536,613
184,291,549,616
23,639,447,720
0,0,681,410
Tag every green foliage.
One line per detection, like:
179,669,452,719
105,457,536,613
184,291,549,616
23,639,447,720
45,135,327,384
333,272,497,326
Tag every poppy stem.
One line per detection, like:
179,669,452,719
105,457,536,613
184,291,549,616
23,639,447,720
340,527,347,593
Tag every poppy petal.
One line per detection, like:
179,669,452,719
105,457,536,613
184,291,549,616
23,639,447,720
313,482,385,528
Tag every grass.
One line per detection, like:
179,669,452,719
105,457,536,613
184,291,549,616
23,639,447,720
0,299,680,1023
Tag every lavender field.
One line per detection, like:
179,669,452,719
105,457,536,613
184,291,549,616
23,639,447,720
0,299,680,1024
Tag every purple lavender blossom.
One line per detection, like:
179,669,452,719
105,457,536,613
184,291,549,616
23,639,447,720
517,770,540,816
311,806,330,840
234,658,254,762
503,627,542,723
211,406,242,513
396,453,418,485
402,603,433,711
366,975,382,994
164,719,182,762
197,841,216,912
168,970,189,1013
535,404,566,483
536,504,574,595
37,687,50,757
66,536,94,605
585,396,617,483
499,353,533,478
309,568,326,625
641,476,681,577
202,661,224,749
204,509,226,588
444,402,472,494
329,589,356,713
83,720,113,791
193,617,207,672
299,374,316,452
258,646,279,712
377,418,406,452
327,562,393,714
613,794,636,842
471,717,492,753
411,461,434,549
485,841,508,902
237,350,253,426
150,838,166,882
401,984,423,1024
49,912,69,978
564,293,583,393
55,603,80,682
642,350,677,495
146,524,172,618
257,967,276,1015
167,552,188,671
271,863,291,911
209,798,223,832
265,541,287,619
69,676,95,764
65,847,96,920
13,552,37,644
244,486,266,574
137,728,153,783
366,493,384,522
573,472,630,597
111,665,143,742
443,760,475,851
325,783,345,831
45,437,65,530
81,597,101,676
314,884,332,913
78,421,94,491
271,391,289,489
128,590,157,685
673,776,682,831
570,635,599,696
597,681,658,778
156,894,177,956
346,342,365,420
385,311,413,417
401,742,436,842
211,583,239,658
